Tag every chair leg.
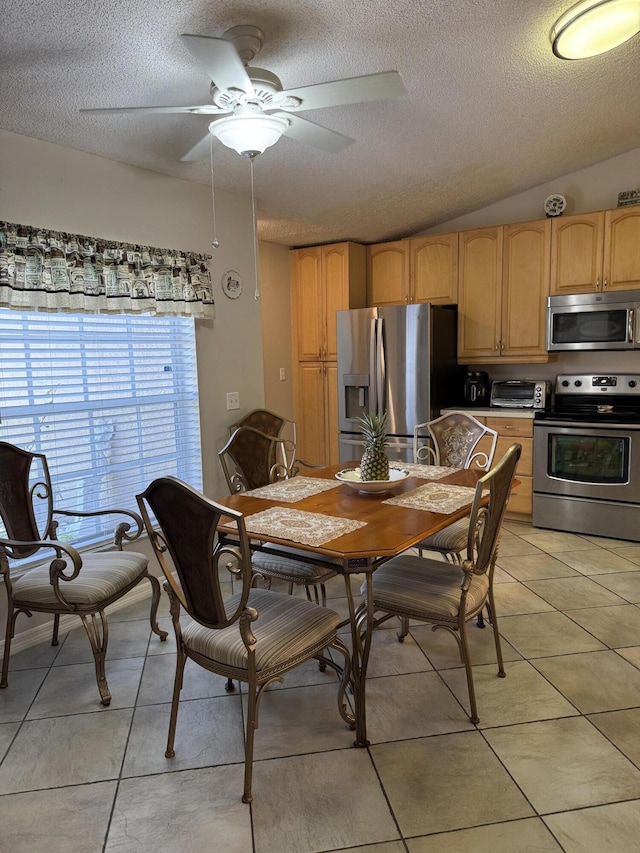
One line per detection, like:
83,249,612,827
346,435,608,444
486,592,506,678
80,611,111,706
51,613,61,646
0,607,19,689
476,609,486,629
243,684,258,804
459,620,479,725
397,616,409,641
146,573,168,641
165,644,187,758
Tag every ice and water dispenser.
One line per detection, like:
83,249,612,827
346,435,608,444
342,374,370,423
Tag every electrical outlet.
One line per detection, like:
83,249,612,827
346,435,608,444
279,367,286,381
226,391,240,410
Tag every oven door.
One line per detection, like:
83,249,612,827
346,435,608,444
533,420,640,503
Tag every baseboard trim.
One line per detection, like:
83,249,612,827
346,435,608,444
0,582,154,657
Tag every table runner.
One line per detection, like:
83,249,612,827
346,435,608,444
225,507,367,547
383,481,477,513
390,462,460,480
244,476,341,502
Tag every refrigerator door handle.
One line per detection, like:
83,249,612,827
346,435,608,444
376,317,386,415
369,318,378,414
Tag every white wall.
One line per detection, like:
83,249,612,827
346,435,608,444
259,241,294,420
0,128,265,498
422,146,640,234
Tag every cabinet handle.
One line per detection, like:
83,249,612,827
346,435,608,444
603,278,608,289
495,342,499,351
500,341,504,353
503,424,516,430
596,277,600,289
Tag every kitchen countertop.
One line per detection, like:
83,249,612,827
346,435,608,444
441,407,535,419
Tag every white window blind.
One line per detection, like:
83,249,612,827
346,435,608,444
0,309,202,547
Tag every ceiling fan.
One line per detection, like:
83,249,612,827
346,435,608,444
80,25,407,159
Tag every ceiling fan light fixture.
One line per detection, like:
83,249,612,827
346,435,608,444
551,0,640,59
209,113,290,158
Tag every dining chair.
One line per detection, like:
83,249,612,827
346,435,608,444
412,411,499,564
228,408,319,478
219,425,338,604
136,476,353,803
359,443,521,724
219,425,292,492
0,441,167,706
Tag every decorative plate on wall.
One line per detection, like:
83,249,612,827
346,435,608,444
544,193,567,217
221,270,242,299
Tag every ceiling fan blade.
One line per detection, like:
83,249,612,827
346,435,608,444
180,34,254,96
278,70,406,112
180,133,215,162
278,112,355,153
80,104,230,116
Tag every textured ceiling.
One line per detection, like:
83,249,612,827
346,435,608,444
2,0,640,247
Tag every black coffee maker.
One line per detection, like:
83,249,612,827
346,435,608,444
463,371,490,406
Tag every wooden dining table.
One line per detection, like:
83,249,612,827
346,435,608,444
216,460,485,747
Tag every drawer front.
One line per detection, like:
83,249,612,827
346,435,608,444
485,416,533,438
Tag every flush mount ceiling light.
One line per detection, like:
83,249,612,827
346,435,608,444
209,106,290,159
551,0,640,59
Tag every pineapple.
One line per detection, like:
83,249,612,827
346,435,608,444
359,411,390,481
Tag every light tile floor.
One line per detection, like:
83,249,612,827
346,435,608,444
2,522,640,851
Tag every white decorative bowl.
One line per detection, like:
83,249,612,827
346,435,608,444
335,467,410,495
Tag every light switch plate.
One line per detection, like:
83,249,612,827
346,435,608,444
226,392,240,410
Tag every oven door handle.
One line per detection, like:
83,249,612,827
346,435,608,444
629,308,635,344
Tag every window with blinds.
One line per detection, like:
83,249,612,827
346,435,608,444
0,309,202,547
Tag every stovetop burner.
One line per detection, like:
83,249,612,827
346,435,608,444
535,373,640,425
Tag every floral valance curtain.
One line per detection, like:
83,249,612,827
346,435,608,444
0,222,215,319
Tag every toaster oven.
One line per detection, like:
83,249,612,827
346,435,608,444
490,379,550,409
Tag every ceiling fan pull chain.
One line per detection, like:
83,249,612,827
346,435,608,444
250,157,260,301
209,136,219,249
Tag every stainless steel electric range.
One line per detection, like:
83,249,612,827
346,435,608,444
533,373,640,543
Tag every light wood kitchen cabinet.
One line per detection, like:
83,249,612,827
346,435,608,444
410,232,458,304
486,416,533,517
458,221,552,364
366,241,410,306
294,362,339,467
471,414,533,518
550,212,605,294
551,207,640,295
291,241,365,466
604,207,640,291
291,242,366,362
367,234,458,306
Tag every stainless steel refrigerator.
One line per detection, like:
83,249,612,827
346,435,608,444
337,304,462,464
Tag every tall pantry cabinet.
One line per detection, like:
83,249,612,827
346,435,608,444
290,243,367,466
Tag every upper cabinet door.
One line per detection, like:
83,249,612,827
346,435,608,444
457,227,503,361
550,212,604,294
367,241,410,306
410,233,458,304
322,243,349,361
501,220,551,359
291,246,323,361
603,208,640,291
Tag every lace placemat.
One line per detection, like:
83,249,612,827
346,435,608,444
390,462,460,480
224,507,367,547
244,476,340,502
383,482,477,513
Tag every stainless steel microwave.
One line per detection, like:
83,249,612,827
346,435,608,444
547,291,640,351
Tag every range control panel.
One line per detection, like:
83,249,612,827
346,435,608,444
555,374,640,395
